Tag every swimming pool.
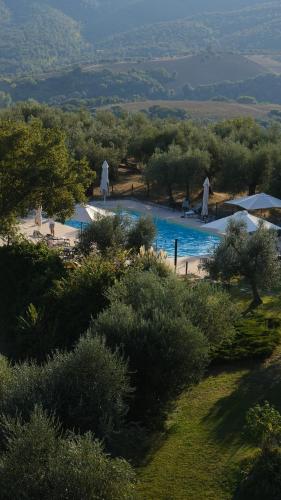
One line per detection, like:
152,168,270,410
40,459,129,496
66,210,220,257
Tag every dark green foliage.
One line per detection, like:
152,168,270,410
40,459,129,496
183,73,281,106
92,271,237,418
0,118,93,234
2,68,167,105
0,336,131,444
0,407,135,500
45,335,131,440
205,220,280,306
79,213,156,255
0,241,129,358
238,448,281,500
45,252,129,350
237,96,257,104
79,214,128,255
127,215,156,251
246,402,281,448
215,316,281,362
0,241,65,358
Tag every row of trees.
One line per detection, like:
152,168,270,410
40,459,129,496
2,103,281,230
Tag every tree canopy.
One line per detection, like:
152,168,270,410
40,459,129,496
0,119,93,235
205,220,280,306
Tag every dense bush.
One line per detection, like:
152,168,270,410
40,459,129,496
126,215,156,251
0,336,131,446
0,241,65,359
45,335,131,441
92,271,237,418
238,449,281,500
79,213,156,255
215,315,281,362
45,252,129,350
238,403,281,499
0,407,135,500
79,214,128,255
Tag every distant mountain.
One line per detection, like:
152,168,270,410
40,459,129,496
0,0,278,77
97,2,281,59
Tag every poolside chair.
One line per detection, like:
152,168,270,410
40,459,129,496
32,230,44,239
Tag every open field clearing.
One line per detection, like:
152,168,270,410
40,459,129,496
111,99,281,120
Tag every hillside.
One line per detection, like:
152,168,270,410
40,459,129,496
95,53,267,90
183,73,281,104
97,2,281,60
0,52,269,109
0,0,91,75
0,0,278,77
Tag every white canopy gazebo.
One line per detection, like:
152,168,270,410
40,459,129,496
203,210,280,235
226,193,281,211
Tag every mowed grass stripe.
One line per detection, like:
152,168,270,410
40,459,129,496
137,369,253,500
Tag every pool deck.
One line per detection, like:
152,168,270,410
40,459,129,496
17,217,79,246
91,198,209,277
90,198,205,230
11,200,210,278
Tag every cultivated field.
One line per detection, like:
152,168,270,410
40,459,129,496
110,99,281,121
86,53,267,89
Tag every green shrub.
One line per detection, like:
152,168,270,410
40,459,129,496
215,315,281,361
0,337,131,445
238,448,281,500
79,213,156,255
127,215,156,251
93,301,208,417
92,272,237,418
45,252,129,350
0,407,136,500
79,214,128,255
0,241,65,359
246,401,281,448
45,335,131,441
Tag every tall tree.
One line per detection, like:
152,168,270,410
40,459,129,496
205,220,280,307
145,144,182,203
0,119,93,234
179,148,210,199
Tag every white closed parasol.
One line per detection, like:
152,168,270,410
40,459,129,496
201,177,210,218
100,161,110,202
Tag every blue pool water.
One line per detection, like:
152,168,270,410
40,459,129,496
66,210,220,257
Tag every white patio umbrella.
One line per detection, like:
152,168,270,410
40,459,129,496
34,206,42,227
73,204,113,224
226,193,281,211
201,177,210,218
203,210,280,235
100,161,110,202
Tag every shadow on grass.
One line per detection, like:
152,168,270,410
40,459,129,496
204,361,281,448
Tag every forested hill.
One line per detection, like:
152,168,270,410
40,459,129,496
0,0,277,76
0,0,91,75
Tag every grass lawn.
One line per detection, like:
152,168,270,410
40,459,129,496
137,291,281,499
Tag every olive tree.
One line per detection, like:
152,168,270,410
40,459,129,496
0,407,135,500
205,220,280,307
